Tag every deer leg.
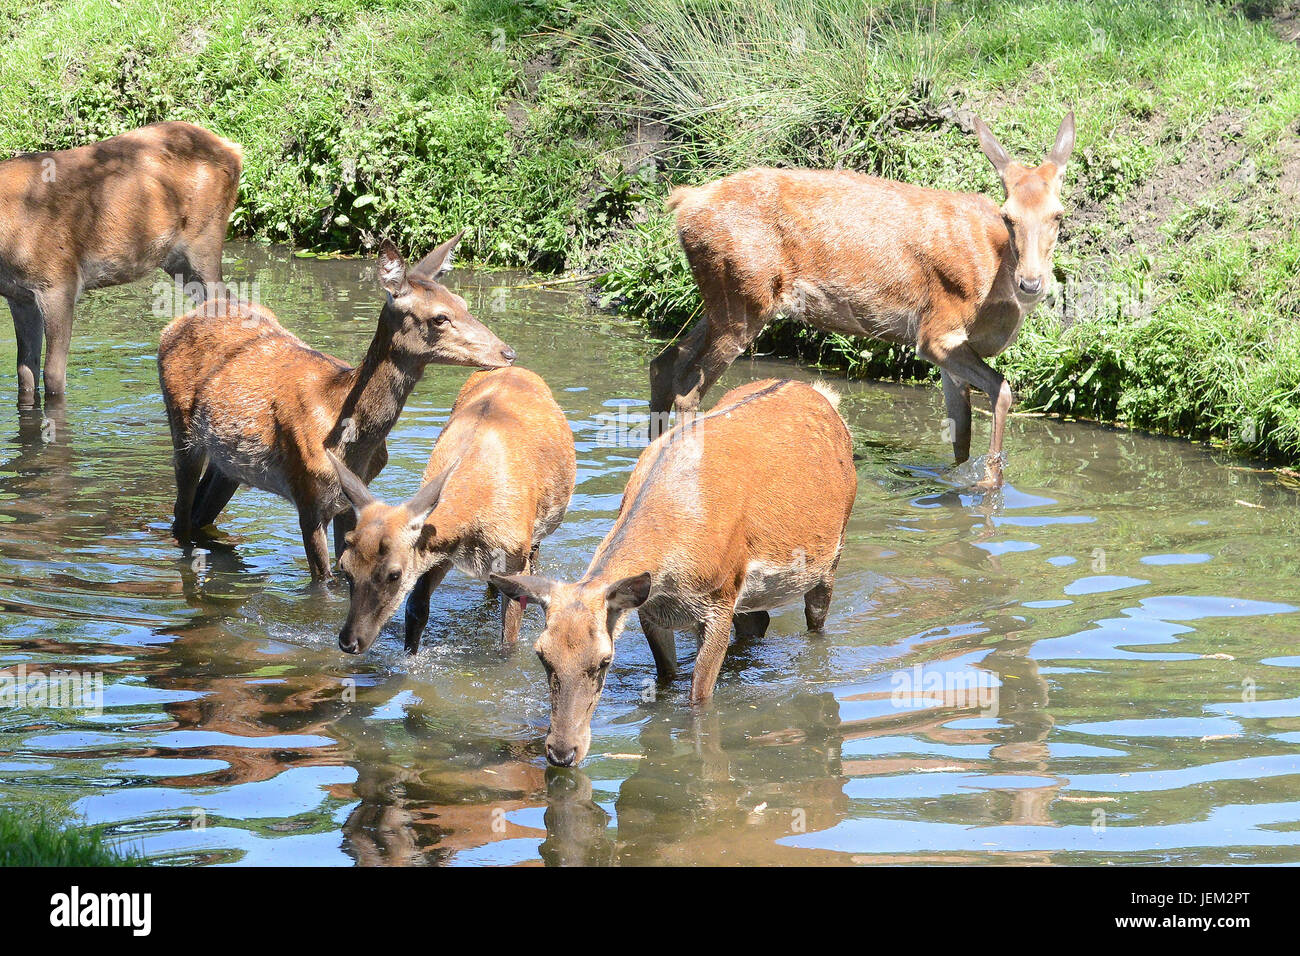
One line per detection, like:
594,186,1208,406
940,369,973,465
673,297,767,417
639,611,678,681
298,509,333,581
404,560,451,653
499,549,531,647
191,467,240,529
733,610,770,641
925,339,1013,489
805,581,834,631
672,334,743,418
170,448,205,542
38,287,77,401
8,297,42,408
649,318,709,437
332,509,356,560
689,605,736,704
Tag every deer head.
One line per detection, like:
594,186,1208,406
489,570,653,766
330,453,452,654
973,111,1075,301
375,233,515,369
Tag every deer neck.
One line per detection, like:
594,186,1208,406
330,305,425,465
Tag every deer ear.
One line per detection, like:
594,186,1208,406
327,451,376,512
405,467,452,526
490,573,555,611
410,230,465,280
1048,111,1075,169
605,572,652,610
973,115,1011,175
377,240,411,298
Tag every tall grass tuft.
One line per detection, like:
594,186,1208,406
587,0,954,177
0,808,141,866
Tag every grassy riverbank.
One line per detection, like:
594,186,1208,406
0,808,139,865
2,0,1299,465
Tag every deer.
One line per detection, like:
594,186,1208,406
491,378,857,767
328,366,576,654
0,122,242,406
651,112,1076,490
157,234,516,580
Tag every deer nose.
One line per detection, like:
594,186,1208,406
338,631,360,655
546,742,577,767
1018,276,1043,295
500,346,517,364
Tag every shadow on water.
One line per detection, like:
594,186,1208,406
0,243,1298,865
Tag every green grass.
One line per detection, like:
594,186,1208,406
2,0,1299,464
0,808,141,866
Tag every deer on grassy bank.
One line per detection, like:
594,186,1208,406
491,378,857,767
652,112,1076,490
158,234,516,580
1,122,242,406
329,366,576,654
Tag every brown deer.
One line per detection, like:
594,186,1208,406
491,378,857,767
652,112,1076,489
329,366,576,654
158,234,516,580
0,122,242,406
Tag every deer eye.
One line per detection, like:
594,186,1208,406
430,312,451,326
386,569,402,583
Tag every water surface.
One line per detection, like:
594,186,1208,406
1,244,1298,865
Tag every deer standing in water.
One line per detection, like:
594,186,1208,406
158,235,515,580
492,379,857,767
653,112,1075,489
0,122,242,406
329,366,576,654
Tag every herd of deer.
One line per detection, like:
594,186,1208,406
0,110,1074,766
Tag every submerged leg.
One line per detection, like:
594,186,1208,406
690,603,736,704
191,467,241,530
9,297,42,408
298,509,333,581
170,450,205,541
499,549,531,647
925,335,1013,489
804,581,833,631
39,287,78,401
940,369,973,465
404,561,452,653
640,611,678,681
733,609,770,641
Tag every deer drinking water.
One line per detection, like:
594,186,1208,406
329,366,576,654
158,234,516,580
652,112,1076,489
491,379,857,767
0,122,242,406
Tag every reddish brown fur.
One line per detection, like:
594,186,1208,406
158,237,515,579
331,366,576,654
652,113,1075,489
0,122,242,404
492,378,857,766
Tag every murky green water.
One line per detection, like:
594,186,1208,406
1,244,1298,865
